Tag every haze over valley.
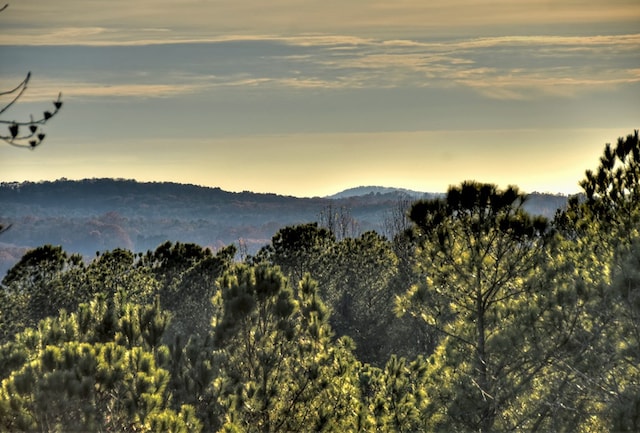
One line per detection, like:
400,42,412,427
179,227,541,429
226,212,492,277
0,178,568,275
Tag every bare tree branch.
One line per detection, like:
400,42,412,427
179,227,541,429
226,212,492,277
0,5,63,149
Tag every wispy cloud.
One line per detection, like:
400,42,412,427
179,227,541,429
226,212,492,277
66,83,203,98
297,33,640,97
3,0,639,45
3,32,638,102
0,78,204,102
0,29,375,48
454,68,640,100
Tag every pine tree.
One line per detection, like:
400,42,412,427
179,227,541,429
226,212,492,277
357,355,430,432
257,223,335,286
212,264,361,432
397,181,551,431
543,130,640,431
323,231,400,365
0,245,84,341
0,296,200,432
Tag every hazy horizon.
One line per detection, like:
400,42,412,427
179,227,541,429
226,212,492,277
1,1,639,197
0,176,579,200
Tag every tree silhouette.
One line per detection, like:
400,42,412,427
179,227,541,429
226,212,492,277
0,5,63,149
0,72,63,149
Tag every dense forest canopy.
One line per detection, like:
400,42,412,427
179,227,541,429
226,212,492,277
0,179,567,276
0,130,638,432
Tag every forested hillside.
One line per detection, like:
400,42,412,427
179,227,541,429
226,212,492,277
0,179,566,276
1,130,638,432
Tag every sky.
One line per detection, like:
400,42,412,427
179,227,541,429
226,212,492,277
0,1,639,197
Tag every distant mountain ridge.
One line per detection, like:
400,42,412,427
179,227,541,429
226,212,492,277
0,178,568,276
327,186,436,199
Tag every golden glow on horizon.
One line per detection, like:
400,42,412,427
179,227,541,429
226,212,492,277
0,128,629,197
1,1,638,197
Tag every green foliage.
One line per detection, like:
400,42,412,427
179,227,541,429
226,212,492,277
164,333,227,431
1,129,638,432
323,231,400,364
144,242,237,339
212,265,361,432
539,130,640,431
263,224,431,365
0,340,200,432
142,241,213,292
398,181,551,431
258,222,335,285
358,355,430,432
0,245,84,340
576,130,640,242
0,291,199,432
89,248,158,304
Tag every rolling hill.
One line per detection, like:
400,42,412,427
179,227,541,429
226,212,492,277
0,178,568,275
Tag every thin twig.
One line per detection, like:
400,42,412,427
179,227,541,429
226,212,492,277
0,72,30,116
